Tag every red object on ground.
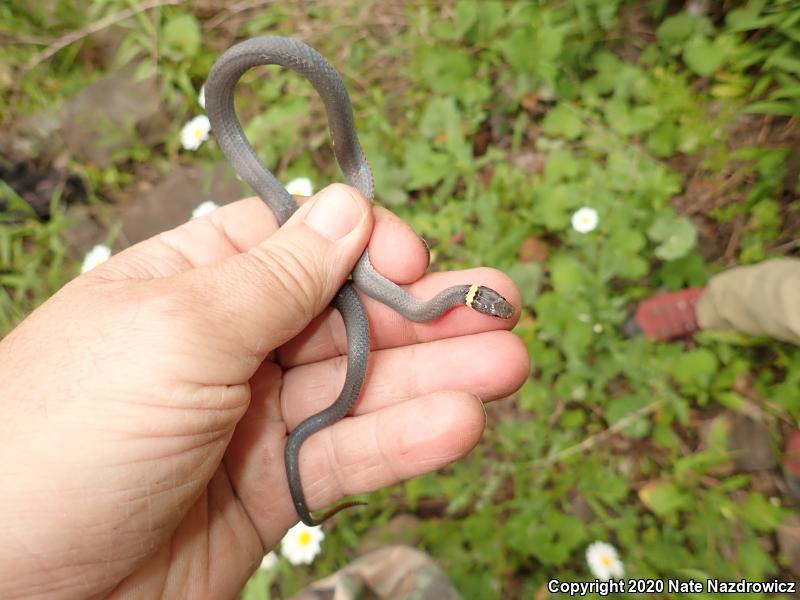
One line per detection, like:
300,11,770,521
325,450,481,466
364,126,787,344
632,288,704,341
785,428,800,497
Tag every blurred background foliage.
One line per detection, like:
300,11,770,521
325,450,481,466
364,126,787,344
1,0,799,598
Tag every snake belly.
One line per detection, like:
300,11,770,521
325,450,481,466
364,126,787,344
205,35,513,526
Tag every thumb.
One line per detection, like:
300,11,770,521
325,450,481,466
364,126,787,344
179,183,372,359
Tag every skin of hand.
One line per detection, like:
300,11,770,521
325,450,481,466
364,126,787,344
0,184,529,599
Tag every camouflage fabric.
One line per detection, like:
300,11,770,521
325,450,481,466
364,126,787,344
289,545,460,600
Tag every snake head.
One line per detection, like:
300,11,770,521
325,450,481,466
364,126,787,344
469,286,514,319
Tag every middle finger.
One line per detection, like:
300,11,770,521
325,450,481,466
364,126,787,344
278,329,529,428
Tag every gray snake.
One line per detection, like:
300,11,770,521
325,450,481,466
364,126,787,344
204,36,513,526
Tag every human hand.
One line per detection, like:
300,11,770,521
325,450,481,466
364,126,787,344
0,184,528,599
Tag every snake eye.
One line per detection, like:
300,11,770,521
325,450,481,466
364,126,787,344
470,286,514,319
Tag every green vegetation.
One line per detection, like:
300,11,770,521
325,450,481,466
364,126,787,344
1,0,798,598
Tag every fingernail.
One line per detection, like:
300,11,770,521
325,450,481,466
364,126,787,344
304,184,364,240
419,235,431,262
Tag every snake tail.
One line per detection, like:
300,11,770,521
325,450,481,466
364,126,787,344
283,284,369,526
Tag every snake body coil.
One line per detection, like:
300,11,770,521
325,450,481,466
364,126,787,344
205,36,513,526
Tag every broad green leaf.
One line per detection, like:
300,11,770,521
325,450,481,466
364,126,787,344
415,46,474,96
738,493,785,532
670,348,718,388
550,254,586,294
726,4,770,31
541,104,584,140
683,36,726,76
648,215,698,261
647,121,679,157
403,141,450,189
431,0,478,40
605,99,660,135
505,508,586,565
606,394,652,438
161,13,201,59
499,24,564,75
738,537,776,580
656,13,700,48
639,480,690,517
507,262,544,306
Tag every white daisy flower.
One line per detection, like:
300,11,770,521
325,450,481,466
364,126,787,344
198,85,205,109
180,115,211,151
191,200,219,219
81,244,111,273
259,551,278,571
571,207,599,234
280,522,324,565
285,177,313,197
586,541,625,580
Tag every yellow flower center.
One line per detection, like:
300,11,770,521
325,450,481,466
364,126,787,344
602,555,612,567
298,531,312,546
194,128,203,140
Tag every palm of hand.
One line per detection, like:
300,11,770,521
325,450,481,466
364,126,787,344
0,194,527,598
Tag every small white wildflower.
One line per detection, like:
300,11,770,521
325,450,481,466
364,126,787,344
198,85,205,109
593,323,604,334
571,384,587,401
577,313,591,323
686,0,709,17
571,207,599,234
259,551,278,571
538,84,556,102
285,177,313,197
180,115,211,151
81,244,111,273
281,522,324,565
191,200,219,219
586,541,625,580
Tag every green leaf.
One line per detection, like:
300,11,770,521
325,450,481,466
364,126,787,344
550,254,586,294
656,13,700,48
648,215,698,261
505,508,586,565
606,395,652,438
507,262,544,306
738,493,785,532
419,97,464,150
602,228,648,279
500,25,564,75
639,481,690,518
738,537,776,580
403,141,450,189
431,0,478,40
683,36,726,77
605,99,660,135
541,104,584,140
646,122,679,157
669,348,718,389
529,183,579,230
744,100,799,116
726,4,771,32
415,46,474,96
161,13,201,59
